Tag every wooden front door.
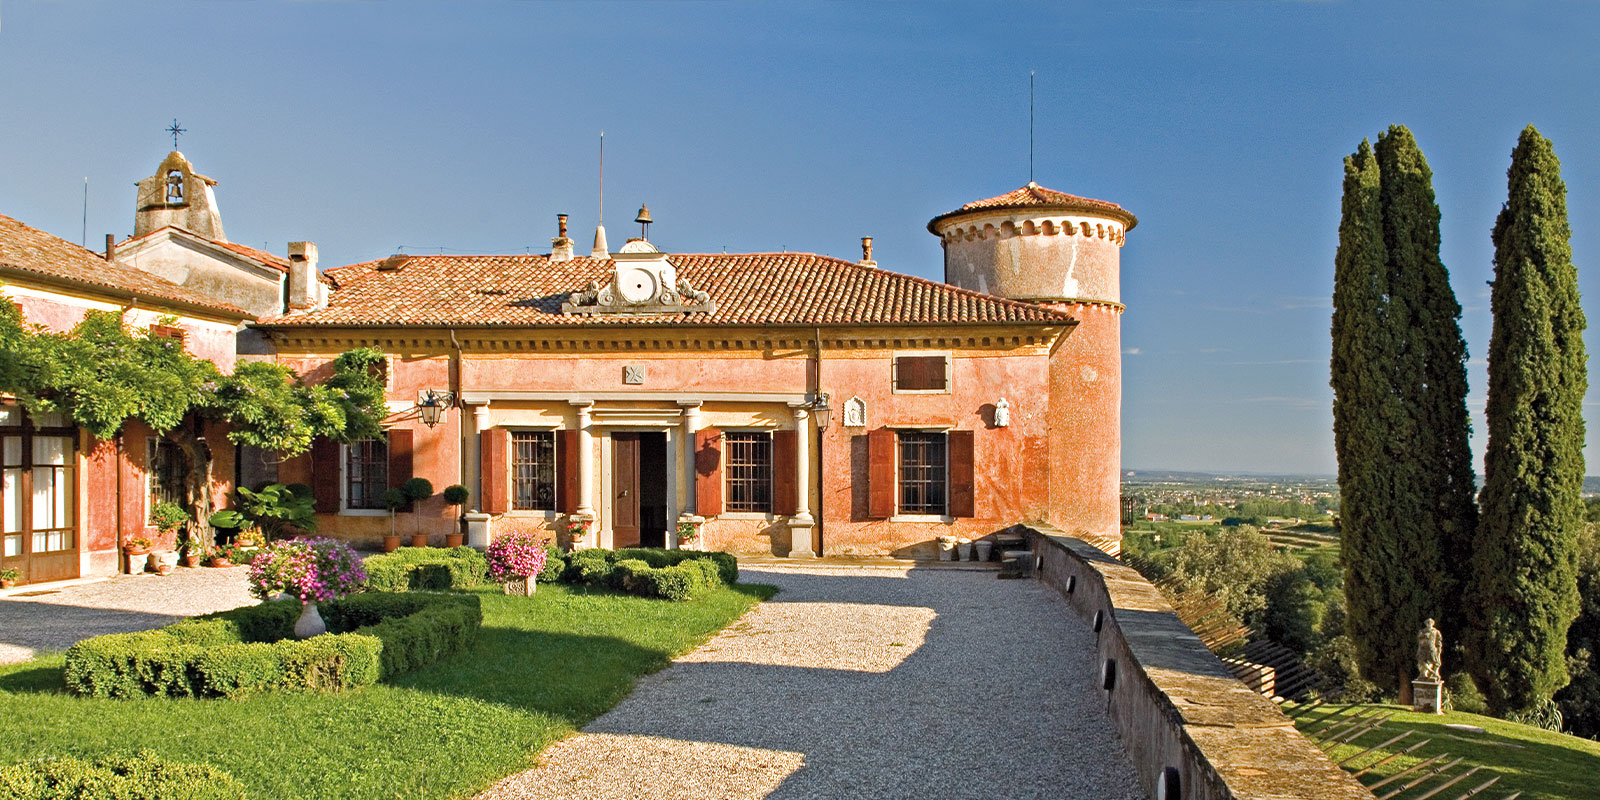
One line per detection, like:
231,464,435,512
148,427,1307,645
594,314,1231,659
612,432,641,548
1,405,79,585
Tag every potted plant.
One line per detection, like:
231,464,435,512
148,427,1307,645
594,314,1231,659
234,483,317,541
0,567,19,589
487,530,549,596
403,477,434,547
123,536,154,573
248,537,367,638
382,487,409,551
675,519,702,550
442,484,469,547
563,515,591,550
209,509,246,546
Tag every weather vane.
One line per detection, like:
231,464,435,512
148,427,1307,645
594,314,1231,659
166,118,186,149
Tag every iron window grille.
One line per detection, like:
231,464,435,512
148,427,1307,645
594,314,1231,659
147,438,188,517
724,432,773,513
512,430,557,511
346,437,389,510
898,431,947,515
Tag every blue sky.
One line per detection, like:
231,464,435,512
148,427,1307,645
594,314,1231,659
2,1,1598,476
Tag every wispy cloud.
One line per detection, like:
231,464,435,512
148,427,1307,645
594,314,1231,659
1124,347,1142,355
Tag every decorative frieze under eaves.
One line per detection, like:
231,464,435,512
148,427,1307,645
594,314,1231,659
262,328,1066,354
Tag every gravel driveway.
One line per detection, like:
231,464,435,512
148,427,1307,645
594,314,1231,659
477,563,1147,800
0,566,255,664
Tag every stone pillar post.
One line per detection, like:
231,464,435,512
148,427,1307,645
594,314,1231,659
678,401,702,517
464,403,491,548
574,402,594,516
787,403,816,558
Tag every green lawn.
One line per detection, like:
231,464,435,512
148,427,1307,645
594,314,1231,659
0,582,775,799
1291,703,1600,800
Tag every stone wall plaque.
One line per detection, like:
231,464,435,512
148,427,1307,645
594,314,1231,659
843,396,866,427
622,365,645,385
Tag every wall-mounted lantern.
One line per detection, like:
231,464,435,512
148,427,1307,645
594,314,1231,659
810,392,832,431
416,389,456,429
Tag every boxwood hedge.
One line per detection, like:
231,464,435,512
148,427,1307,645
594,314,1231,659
562,548,737,601
363,546,487,592
63,592,481,699
0,751,246,800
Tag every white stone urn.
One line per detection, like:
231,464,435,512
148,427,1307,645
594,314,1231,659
957,540,973,561
975,540,994,562
295,601,327,638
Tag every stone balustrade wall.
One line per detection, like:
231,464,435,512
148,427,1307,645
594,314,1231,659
1019,522,1374,800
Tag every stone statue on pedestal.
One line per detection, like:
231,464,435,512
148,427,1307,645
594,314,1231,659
1416,618,1443,682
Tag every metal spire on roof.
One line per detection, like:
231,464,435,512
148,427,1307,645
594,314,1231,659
1028,71,1035,185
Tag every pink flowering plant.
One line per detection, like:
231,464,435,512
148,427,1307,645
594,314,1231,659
486,531,549,581
248,537,367,604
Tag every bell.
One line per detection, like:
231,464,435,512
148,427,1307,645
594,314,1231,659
634,204,652,225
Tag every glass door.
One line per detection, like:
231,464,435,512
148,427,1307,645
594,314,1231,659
0,405,78,585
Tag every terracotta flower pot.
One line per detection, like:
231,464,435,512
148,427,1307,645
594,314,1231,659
0,579,16,589
444,533,464,548
411,534,429,548
207,557,234,568
181,554,199,568
383,535,401,553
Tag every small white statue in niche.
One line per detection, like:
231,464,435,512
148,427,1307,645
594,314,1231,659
993,398,1011,428
843,396,867,428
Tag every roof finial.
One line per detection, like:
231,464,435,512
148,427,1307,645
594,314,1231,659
591,132,609,259
166,118,187,150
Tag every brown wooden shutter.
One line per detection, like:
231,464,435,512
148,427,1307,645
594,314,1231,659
387,428,413,489
895,356,947,391
867,427,896,519
948,429,975,518
557,429,580,513
772,429,797,515
695,428,723,516
310,437,339,513
480,428,510,514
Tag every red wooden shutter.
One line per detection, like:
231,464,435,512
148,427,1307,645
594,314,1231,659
695,428,723,516
948,429,975,517
557,429,580,513
867,428,896,519
310,437,339,513
772,429,797,515
387,428,413,489
480,428,510,514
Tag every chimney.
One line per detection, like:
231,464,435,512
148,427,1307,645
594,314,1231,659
286,241,321,312
104,234,116,262
858,236,877,268
550,213,575,263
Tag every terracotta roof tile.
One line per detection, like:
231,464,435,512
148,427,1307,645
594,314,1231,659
0,213,249,317
259,252,1074,328
927,182,1137,232
214,240,290,271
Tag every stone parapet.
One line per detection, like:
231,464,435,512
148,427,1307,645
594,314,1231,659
1018,522,1375,800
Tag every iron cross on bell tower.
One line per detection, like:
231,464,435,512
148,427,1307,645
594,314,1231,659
166,118,186,149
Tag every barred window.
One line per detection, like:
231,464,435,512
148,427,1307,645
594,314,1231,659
898,431,946,515
148,437,188,518
724,432,772,513
512,431,556,511
346,437,388,510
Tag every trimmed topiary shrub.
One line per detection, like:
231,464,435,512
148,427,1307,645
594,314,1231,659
566,549,615,586
364,546,487,592
537,543,565,583
611,547,738,584
0,751,247,800
64,592,481,699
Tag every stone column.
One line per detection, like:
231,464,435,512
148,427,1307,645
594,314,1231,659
787,404,816,558
464,403,492,548
574,402,595,516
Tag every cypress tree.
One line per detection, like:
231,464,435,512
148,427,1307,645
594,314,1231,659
1469,126,1587,714
1375,126,1478,669
1332,129,1476,699
1332,140,1405,695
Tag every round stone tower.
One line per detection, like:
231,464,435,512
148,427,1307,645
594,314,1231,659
928,182,1136,550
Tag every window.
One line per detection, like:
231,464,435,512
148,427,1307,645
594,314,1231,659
2,406,76,558
724,432,772,513
512,431,556,511
894,355,949,392
345,437,388,510
148,438,187,518
897,431,946,515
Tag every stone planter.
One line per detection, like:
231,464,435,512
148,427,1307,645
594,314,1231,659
975,540,994,562
502,576,535,596
127,552,152,573
295,601,327,638
957,541,973,561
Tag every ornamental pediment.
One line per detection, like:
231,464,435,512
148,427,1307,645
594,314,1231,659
561,241,715,316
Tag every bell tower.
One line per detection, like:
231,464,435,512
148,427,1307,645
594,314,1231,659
134,151,226,241
928,182,1137,550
